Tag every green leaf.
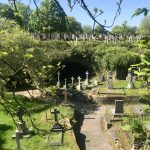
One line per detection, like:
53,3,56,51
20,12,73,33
132,8,149,18
24,54,33,59
0,52,8,57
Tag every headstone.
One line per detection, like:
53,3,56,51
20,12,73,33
56,72,60,88
84,71,89,86
93,79,98,86
133,107,145,115
115,100,124,114
75,36,78,45
71,76,75,89
77,76,81,91
62,89,70,105
126,70,135,89
63,79,67,89
107,71,113,89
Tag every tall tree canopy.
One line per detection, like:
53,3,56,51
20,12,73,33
0,2,31,30
29,0,67,38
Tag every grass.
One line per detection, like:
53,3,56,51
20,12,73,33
0,94,78,150
98,80,148,96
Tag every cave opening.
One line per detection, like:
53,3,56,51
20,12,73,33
59,59,94,82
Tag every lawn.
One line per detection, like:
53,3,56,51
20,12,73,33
98,80,148,96
0,94,78,150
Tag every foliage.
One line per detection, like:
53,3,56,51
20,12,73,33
131,120,146,137
82,25,92,34
112,21,137,36
67,16,83,33
131,37,150,105
138,16,150,35
94,25,107,35
132,8,150,18
0,2,32,29
29,0,67,38
95,45,140,79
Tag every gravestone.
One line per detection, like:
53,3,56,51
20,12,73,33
49,108,64,146
84,71,89,86
77,76,81,91
126,70,135,89
56,72,60,88
133,107,145,115
63,79,67,89
71,76,75,89
62,89,70,106
115,100,124,114
93,79,98,86
12,106,34,139
107,71,113,89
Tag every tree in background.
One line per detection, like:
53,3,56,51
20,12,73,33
138,15,150,35
112,21,137,36
94,25,107,35
82,25,92,34
67,16,82,34
0,2,32,30
29,0,67,39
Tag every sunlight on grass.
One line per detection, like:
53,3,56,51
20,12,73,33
0,95,78,150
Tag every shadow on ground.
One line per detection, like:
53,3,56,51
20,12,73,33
73,110,86,150
0,124,13,150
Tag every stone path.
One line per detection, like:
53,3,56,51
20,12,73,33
80,106,113,150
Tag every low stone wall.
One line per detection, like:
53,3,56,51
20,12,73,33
95,95,140,104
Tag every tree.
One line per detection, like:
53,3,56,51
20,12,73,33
82,25,92,34
0,3,15,20
138,15,150,35
112,21,137,36
0,2,31,30
14,2,32,30
67,16,82,34
94,25,107,35
29,0,67,39
5,0,123,34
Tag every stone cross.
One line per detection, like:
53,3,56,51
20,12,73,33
71,76,75,88
56,71,60,88
51,108,60,123
71,77,74,86
77,76,81,91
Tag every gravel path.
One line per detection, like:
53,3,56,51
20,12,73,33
80,106,113,150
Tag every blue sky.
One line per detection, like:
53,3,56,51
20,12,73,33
1,0,150,28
